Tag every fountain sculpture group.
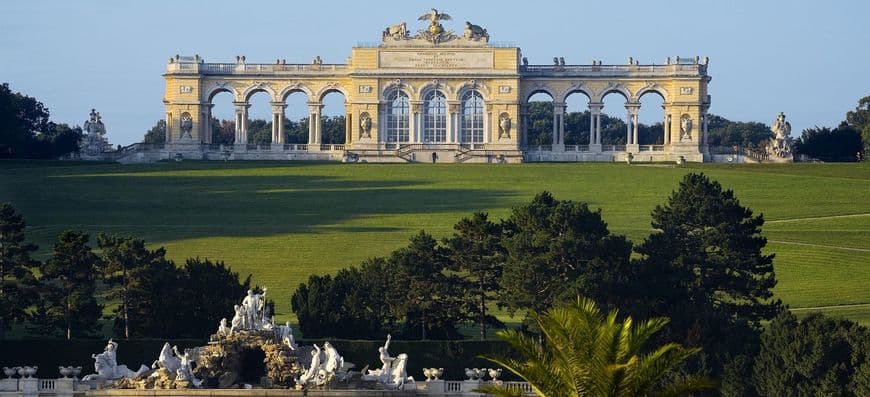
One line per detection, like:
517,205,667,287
63,288,415,391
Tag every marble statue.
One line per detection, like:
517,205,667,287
361,334,413,388
275,321,298,350
241,288,267,330
83,339,148,381
230,304,244,333
383,22,408,39
179,114,193,140
80,108,112,156
498,115,512,139
322,342,344,375
175,351,202,388
150,343,181,373
463,21,488,41
767,112,793,158
217,318,229,337
359,114,372,138
297,344,324,386
680,116,693,141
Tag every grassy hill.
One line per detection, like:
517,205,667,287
1,160,868,325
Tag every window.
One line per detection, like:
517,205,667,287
460,90,485,143
385,90,409,143
423,91,447,143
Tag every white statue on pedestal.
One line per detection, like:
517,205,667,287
362,334,414,388
767,112,793,158
150,343,181,373
240,288,267,330
83,340,148,381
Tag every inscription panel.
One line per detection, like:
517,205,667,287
379,50,494,69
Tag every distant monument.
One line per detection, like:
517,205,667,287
766,112,793,161
80,108,112,157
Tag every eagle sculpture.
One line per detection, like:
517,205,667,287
418,8,451,23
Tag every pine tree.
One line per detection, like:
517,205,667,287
36,231,102,339
634,173,781,360
0,203,38,339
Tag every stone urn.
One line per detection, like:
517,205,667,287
59,366,72,378
464,368,475,381
423,368,433,381
431,368,443,380
26,366,37,379
488,368,502,381
72,367,82,379
3,367,17,378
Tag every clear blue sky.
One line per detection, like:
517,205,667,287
1,1,867,145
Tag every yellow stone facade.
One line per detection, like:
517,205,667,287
161,12,711,163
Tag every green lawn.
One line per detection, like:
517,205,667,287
1,160,868,325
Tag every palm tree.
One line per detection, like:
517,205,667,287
478,297,715,397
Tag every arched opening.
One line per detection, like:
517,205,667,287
321,90,347,145
246,90,272,144
238,347,266,385
384,89,410,143
564,91,591,146
209,90,235,145
525,91,554,147
282,90,309,144
422,90,447,143
637,90,666,146
600,90,629,146
460,90,485,144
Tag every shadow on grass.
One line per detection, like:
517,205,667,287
2,162,515,248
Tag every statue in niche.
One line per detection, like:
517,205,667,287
463,21,488,41
680,116,693,141
498,114,512,139
180,114,193,140
359,113,372,138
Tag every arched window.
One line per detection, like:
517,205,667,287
385,90,410,143
423,91,447,143
460,90,485,143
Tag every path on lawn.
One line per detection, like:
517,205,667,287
790,303,870,311
767,212,870,224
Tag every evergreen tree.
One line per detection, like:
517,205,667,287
35,231,103,339
633,173,781,367
499,192,633,321
97,233,169,338
142,119,166,144
178,257,250,338
753,311,869,397
443,212,505,339
0,203,38,339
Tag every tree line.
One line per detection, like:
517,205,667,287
0,203,251,340
289,173,868,396
0,83,83,159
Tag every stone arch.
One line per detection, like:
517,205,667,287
597,83,631,103
455,80,491,101
203,83,239,103
634,83,669,102
315,83,349,102
559,83,593,103
523,86,556,103
278,83,313,102
417,80,453,101
380,80,416,100
241,82,277,102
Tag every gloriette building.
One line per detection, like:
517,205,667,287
150,9,711,163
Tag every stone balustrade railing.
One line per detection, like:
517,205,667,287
166,62,350,75
521,63,707,77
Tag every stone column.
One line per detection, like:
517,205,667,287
665,113,672,145
553,102,566,150
271,102,286,145
165,112,173,143
307,102,322,148
410,102,423,143
233,102,249,144
588,103,603,151
448,102,459,144
202,105,213,144
625,104,640,152
520,105,529,148
344,104,352,145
